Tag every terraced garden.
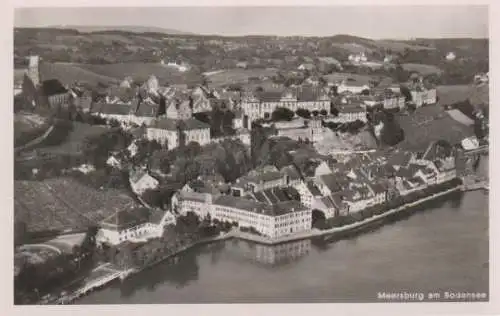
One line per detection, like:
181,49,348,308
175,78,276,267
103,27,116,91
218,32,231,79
14,178,139,232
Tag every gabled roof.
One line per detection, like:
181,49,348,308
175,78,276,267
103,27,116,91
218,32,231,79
149,117,178,130
320,195,336,209
387,151,413,168
101,207,151,231
295,87,329,102
129,169,157,184
280,165,302,180
319,174,343,193
369,182,387,194
41,79,68,96
136,103,159,117
181,118,210,130
306,181,322,197
257,91,283,102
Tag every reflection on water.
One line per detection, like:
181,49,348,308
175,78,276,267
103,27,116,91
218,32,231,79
225,239,311,267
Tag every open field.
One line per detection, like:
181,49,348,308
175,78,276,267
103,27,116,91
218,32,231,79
204,68,279,86
324,72,391,85
14,177,139,232
402,63,443,76
40,62,119,86
376,40,435,52
437,84,489,112
395,105,474,151
328,35,436,54
76,62,202,85
436,85,474,105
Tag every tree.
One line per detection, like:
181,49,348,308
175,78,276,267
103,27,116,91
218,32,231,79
380,112,405,146
142,188,163,208
271,107,295,121
361,89,370,95
312,110,319,117
255,86,264,93
399,85,412,102
320,109,328,116
296,108,311,118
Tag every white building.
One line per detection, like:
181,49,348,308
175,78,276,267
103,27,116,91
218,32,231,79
294,180,323,208
212,196,312,239
146,117,211,149
337,80,371,94
97,208,170,245
173,190,213,218
348,52,368,64
165,61,190,72
241,88,331,121
446,52,456,61
146,118,179,149
328,103,367,123
432,157,457,184
410,88,437,107
129,169,159,195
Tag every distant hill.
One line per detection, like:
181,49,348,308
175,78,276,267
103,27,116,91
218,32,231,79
47,25,193,35
328,34,436,53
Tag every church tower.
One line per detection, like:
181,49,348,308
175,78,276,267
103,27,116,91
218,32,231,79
28,55,40,87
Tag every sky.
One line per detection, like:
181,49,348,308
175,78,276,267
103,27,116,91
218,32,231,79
14,6,489,39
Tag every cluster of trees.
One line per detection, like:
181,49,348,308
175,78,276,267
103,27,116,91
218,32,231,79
253,136,315,170
147,139,252,185
81,128,133,168
295,108,328,119
323,119,366,134
378,111,405,146
271,107,295,121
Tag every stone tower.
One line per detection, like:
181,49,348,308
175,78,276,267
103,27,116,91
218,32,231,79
28,55,40,87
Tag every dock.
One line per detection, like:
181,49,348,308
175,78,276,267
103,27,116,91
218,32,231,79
54,263,129,305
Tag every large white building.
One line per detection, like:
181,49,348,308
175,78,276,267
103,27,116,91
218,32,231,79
326,103,367,123
241,87,331,121
146,118,179,148
336,80,371,95
410,88,437,107
146,117,211,149
212,196,312,239
97,208,175,245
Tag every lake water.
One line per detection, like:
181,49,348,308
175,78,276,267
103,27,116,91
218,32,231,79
78,157,489,304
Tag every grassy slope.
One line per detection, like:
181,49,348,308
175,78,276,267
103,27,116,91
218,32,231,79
395,105,473,151
402,63,443,76
205,68,279,86
39,62,119,86
77,62,201,84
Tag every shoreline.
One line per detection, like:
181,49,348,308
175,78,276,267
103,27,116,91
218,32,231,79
231,186,461,245
60,185,462,304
